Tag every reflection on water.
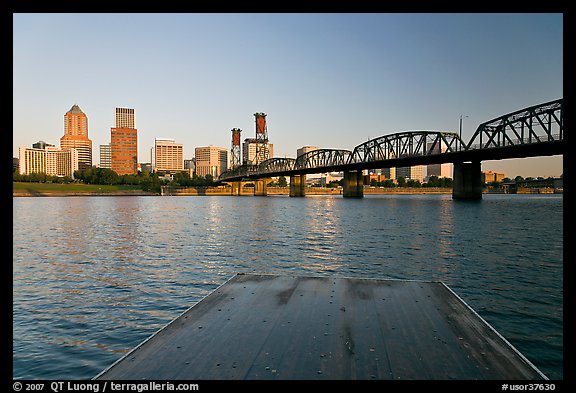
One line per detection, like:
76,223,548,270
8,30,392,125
13,194,563,379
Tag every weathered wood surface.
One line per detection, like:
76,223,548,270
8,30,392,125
96,273,546,380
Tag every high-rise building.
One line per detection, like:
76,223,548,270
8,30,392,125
396,165,425,182
152,138,184,174
115,107,135,128
18,144,78,178
242,138,274,165
100,144,111,169
111,107,138,175
195,146,228,178
60,104,92,171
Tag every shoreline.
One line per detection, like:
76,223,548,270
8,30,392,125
13,186,454,197
13,186,561,197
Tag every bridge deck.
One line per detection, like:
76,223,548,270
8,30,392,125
95,273,546,380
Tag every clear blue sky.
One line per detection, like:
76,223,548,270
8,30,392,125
13,13,563,178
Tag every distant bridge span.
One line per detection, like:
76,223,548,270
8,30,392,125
218,98,563,199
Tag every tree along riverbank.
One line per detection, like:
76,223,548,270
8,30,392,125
12,182,157,197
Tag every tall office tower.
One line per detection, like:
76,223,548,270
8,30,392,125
153,138,184,174
243,139,274,165
111,107,138,175
195,146,228,178
60,104,92,171
100,144,111,169
115,107,135,128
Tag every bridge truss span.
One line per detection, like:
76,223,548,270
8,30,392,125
295,149,352,171
467,98,563,151
257,157,296,176
348,131,465,165
216,98,564,185
219,164,257,181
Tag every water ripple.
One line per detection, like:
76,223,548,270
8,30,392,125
13,194,563,379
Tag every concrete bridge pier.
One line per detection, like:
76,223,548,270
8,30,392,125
231,181,244,196
289,175,306,197
343,170,364,198
452,161,482,200
254,179,268,196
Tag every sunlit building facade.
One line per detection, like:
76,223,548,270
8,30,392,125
111,107,138,175
18,144,78,178
195,146,228,178
60,104,92,170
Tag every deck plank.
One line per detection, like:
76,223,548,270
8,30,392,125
95,273,546,380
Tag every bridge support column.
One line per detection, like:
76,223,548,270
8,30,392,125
231,181,243,196
289,175,306,197
452,162,482,200
254,179,268,196
343,170,364,198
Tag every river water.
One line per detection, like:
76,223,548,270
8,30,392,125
12,194,563,380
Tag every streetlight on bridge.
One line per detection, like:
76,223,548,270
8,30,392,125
459,115,469,151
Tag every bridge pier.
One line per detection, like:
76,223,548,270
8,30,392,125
289,175,306,197
231,181,244,196
452,162,482,200
254,179,268,196
343,170,364,198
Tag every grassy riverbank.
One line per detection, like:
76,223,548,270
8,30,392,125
12,182,157,196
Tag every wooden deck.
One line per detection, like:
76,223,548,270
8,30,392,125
95,273,546,380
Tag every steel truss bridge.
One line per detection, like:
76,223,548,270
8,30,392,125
218,98,563,183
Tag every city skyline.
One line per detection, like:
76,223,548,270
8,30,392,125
13,13,563,178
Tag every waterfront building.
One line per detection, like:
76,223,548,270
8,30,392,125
481,171,505,184
195,146,228,178
111,107,138,175
381,167,396,180
139,162,153,173
320,172,343,186
243,138,274,165
184,158,195,177
100,144,111,169
396,165,425,183
60,104,92,171
18,144,78,178
152,138,184,175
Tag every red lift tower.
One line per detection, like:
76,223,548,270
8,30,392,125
253,112,269,165
231,128,242,169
